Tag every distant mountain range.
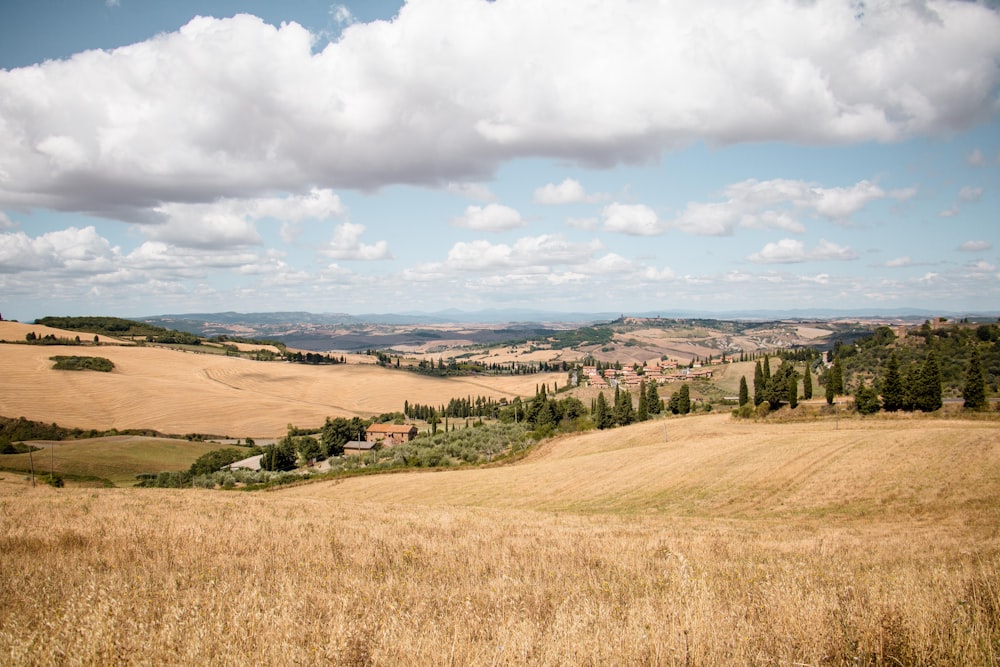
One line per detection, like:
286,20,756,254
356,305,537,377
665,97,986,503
142,307,997,328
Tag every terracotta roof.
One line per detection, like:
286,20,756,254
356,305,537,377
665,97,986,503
366,423,418,434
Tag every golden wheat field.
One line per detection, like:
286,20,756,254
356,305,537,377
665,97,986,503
0,323,561,436
2,411,998,666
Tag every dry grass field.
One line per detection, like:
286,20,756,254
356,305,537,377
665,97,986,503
1,412,998,665
0,330,562,437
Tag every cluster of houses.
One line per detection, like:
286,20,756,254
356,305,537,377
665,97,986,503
343,423,418,456
582,359,716,389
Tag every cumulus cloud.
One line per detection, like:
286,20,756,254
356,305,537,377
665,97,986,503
747,238,858,264
1,2,997,218
668,178,911,236
322,222,392,260
451,204,526,231
145,188,344,249
959,240,992,252
444,235,601,271
0,226,119,273
533,179,607,205
601,203,664,236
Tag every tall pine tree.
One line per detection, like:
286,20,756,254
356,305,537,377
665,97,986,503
802,364,813,400
594,391,610,429
915,350,942,412
738,376,749,407
881,352,904,412
963,349,987,410
753,361,765,406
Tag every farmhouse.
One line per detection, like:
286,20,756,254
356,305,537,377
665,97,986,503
365,423,418,446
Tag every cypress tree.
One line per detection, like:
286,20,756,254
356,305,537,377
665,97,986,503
915,350,942,412
854,381,881,415
678,384,691,415
787,374,798,409
595,391,610,429
831,358,844,395
646,381,661,415
762,355,771,384
738,376,749,407
753,361,765,406
962,349,987,410
802,364,813,400
825,373,835,405
881,352,904,412
637,381,649,422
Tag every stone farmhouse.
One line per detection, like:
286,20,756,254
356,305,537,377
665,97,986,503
365,423,419,446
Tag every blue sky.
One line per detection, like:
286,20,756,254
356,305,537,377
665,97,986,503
1,0,998,322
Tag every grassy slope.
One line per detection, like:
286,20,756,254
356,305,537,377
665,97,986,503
284,412,1000,522
0,436,223,486
1,413,997,665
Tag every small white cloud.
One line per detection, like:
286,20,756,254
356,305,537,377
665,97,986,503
967,149,986,167
884,256,913,268
601,203,664,236
105,0,121,7
959,240,992,252
969,260,997,272
330,4,354,26
533,178,607,205
938,205,960,218
747,238,857,264
322,222,392,260
452,203,526,231
959,186,983,202
0,212,14,230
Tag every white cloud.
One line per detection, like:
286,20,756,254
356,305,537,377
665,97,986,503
747,238,858,264
322,222,392,260
967,149,986,167
1,3,997,217
884,256,913,268
330,4,354,26
445,235,601,271
0,226,119,273
533,178,607,205
601,203,664,236
959,186,983,202
452,204,526,231
667,177,907,236
959,240,992,252
939,205,960,218
0,212,14,230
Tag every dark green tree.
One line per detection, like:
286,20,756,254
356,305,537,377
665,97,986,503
753,361,765,406
962,348,987,410
677,384,691,415
613,386,635,426
260,438,296,471
765,361,798,410
881,352,904,412
825,374,835,405
787,374,798,409
914,350,943,412
637,381,649,422
854,381,881,415
646,381,661,415
738,376,749,407
802,364,813,400
830,358,844,396
594,391,611,429
762,355,771,384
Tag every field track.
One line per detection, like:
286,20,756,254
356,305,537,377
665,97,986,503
0,322,559,436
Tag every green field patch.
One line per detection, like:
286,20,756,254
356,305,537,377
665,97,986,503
50,355,115,372
0,436,224,487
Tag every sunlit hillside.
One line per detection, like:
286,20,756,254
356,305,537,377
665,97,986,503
3,412,998,665
0,322,560,436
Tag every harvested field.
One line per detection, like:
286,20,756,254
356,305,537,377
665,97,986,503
1,412,997,665
0,341,561,436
